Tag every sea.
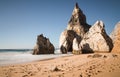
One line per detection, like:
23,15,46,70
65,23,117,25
0,49,72,66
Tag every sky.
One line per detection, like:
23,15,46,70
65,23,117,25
0,0,120,49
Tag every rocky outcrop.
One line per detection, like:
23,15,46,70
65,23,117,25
79,21,113,53
110,22,120,53
33,34,55,55
67,3,90,37
59,3,113,54
59,30,77,53
110,22,120,42
59,3,90,54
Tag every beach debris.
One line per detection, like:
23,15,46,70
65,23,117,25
80,74,83,77
112,54,118,58
103,55,107,58
53,66,61,72
87,54,102,58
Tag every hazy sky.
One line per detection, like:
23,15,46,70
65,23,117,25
0,0,120,49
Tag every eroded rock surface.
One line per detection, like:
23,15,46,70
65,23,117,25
59,30,77,53
80,21,113,53
33,34,54,55
72,38,81,54
59,3,90,54
60,3,114,54
110,22,120,53
67,3,90,37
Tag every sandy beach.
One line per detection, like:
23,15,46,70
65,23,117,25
0,53,120,77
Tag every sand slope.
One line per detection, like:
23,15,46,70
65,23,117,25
0,53,120,77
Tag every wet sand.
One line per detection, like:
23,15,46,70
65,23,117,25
0,53,120,77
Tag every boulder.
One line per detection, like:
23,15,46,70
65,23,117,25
79,21,113,53
33,34,55,55
110,22,120,53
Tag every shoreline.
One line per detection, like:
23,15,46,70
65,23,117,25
0,53,73,66
0,53,120,77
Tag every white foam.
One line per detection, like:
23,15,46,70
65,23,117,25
0,50,72,66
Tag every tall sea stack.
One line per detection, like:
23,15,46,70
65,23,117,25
33,34,55,55
59,3,90,54
59,3,113,54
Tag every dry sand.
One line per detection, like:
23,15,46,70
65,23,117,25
0,53,120,77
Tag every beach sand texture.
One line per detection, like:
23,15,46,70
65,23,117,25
0,53,120,77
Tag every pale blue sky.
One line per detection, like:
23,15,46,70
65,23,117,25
0,0,120,49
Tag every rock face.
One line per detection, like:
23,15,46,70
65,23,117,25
72,38,81,54
59,30,77,53
33,34,55,55
67,3,90,37
60,3,113,54
80,21,113,53
110,22,120,53
59,3,90,54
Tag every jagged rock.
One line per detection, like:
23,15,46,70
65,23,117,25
72,38,81,54
59,30,77,53
60,3,114,54
79,21,113,53
67,3,90,37
110,22,120,42
110,22,120,53
59,3,90,54
33,34,54,55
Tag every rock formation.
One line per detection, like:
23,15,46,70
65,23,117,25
72,38,81,54
33,34,55,55
79,21,113,53
59,30,77,53
67,3,90,37
110,22,120,53
59,3,90,54
59,3,113,54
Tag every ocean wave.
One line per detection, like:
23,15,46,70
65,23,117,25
0,49,72,66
